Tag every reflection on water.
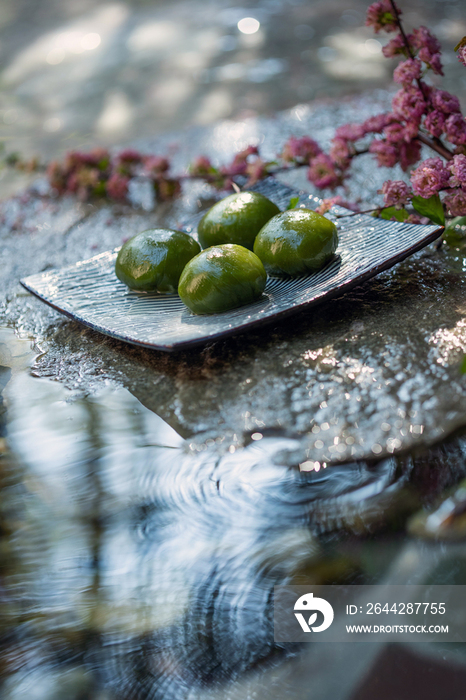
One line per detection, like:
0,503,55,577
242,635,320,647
2,327,466,699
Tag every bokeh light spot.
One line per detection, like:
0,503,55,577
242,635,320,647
43,117,62,132
81,33,101,51
365,38,382,54
237,18,260,35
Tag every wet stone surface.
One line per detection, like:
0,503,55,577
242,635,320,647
1,92,466,463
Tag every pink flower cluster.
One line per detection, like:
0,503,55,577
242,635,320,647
379,180,410,208
296,4,466,217
410,157,450,197
411,26,443,75
382,24,443,73
220,145,271,186
308,154,342,189
382,34,407,59
457,44,466,68
393,58,422,86
448,154,466,187
281,136,322,163
444,189,466,216
47,147,181,203
276,10,465,212
188,146,274,189
47,148,112,201
315,196,360,214
378,154,466,215
443,154,466,215
365,0,401,33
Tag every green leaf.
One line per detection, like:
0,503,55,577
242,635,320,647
445,216,466,231
412,194,445,227
286,196,300,210
98,157,110,171
5,152,20,166
93,181,106,197
444,216,466,245
461,355,466,375
379,207,409,222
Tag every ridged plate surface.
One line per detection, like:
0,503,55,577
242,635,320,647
20,179,442,351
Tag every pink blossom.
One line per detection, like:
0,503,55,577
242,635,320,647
315,196,359,214
410,157,450,197
392,87,426,122
46,161,66,193
116,149,142,165
420,51,443,75
329,138,351,167
281,136,322,162
405,213,424,224
384,122,407,143
445,114,466,146
448,154,466,187
361,113,395,134
106,173,129,201
457,45,466,68
399,140,421,171
424,110,446,138
405,119,421,142
144,156,170,175
443,189,466,216
245,158,268,186
382,34,409,58
365,0,401,33
431,89,461,115
66,173,79,194
315,198,337,215
369,139,399,168
404,119,423,142
189,156,213,176
334,123,366,141
384,117,421,145
393,59,422,86
222,145,259,175
370,137,420,171
64,151,85,171
64,149,110,170
90,147,110,163
411,26,441,58
307,153,341,189
379,180,411,208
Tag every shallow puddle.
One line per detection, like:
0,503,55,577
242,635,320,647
2,325,466,699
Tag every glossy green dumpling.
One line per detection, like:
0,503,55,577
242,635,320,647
197,191,280,250
115,228,200,293
253,209,338,276
178,244,267,314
